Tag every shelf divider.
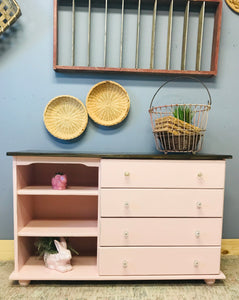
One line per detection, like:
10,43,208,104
196,1,205,71
104,0,108,67
135,0,141,69
150,0,158,69
181,1,190,70
88,0,91,66
166,0,173,70
72,0,76,66
17,186,99,196
120,0,125,68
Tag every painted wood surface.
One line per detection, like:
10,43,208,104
7,152,232,160
100,159,226,188
8,154,230,283
99,247,221,275
100,189,224,217
100,218,222,246
18,220,98,237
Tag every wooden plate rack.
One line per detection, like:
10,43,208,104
53,0,222,76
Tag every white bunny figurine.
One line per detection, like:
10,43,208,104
43,237,73,272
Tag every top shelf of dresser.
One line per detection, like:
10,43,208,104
7,152,232,160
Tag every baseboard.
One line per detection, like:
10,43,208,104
0,240,14,260
0,239,239,261
221,239,239,255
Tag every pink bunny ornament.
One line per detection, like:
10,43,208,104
51,173,67,190
43,237,73,272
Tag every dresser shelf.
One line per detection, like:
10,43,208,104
9,256,98,281
17,186,99,196
18,220,98,237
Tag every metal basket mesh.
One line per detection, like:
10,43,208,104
149,77,211,154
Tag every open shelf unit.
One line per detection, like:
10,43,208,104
10,156,100,284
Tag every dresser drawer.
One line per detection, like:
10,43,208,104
100,218,222,246
100,189,224,217
100,159,225,188
99,247,221,275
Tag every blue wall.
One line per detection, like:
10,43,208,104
0,1,238,239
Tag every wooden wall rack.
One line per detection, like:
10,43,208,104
53,0,222,76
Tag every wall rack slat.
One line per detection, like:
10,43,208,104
53,0,222,76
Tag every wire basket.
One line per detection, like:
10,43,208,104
0,0,21,35
149,76,212,154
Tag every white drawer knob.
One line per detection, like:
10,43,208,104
124,231,129,239
124,202,129,208
194,260,199,267
195,231,200,238
124,171,130,177
196,201,202,209
197,172,203,178
122,260,128,268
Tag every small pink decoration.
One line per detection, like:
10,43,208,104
51,173,67,190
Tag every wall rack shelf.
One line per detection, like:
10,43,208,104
54,0,222,76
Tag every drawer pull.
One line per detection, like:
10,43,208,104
124,171,130,177
124,231,129,239
197,172,203,178
195,231,200,238
124,202,129,208
122,260,128,268
194,260,199,267
196,201,202,209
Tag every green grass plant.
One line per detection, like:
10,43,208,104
172,105,194,124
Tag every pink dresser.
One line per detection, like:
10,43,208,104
7,152,231,286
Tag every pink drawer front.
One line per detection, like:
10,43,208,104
100,218,222,246
99,247,221,275
100,189,224,217
100,159,225,188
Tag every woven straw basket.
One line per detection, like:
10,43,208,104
44,95,88,140
86,81,130,126
149,76,211,154
0,0,21,35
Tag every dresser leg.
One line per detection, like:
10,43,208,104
204,279,215,286
19,280,31,286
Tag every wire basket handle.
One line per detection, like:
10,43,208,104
149,76,212,109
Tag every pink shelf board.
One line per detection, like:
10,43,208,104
10,256,98,280
18,220,98,237
9,256,225,281
18,186,99,196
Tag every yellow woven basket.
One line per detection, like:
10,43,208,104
86,81,130,126
0,0,21,35
44,95,88,140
